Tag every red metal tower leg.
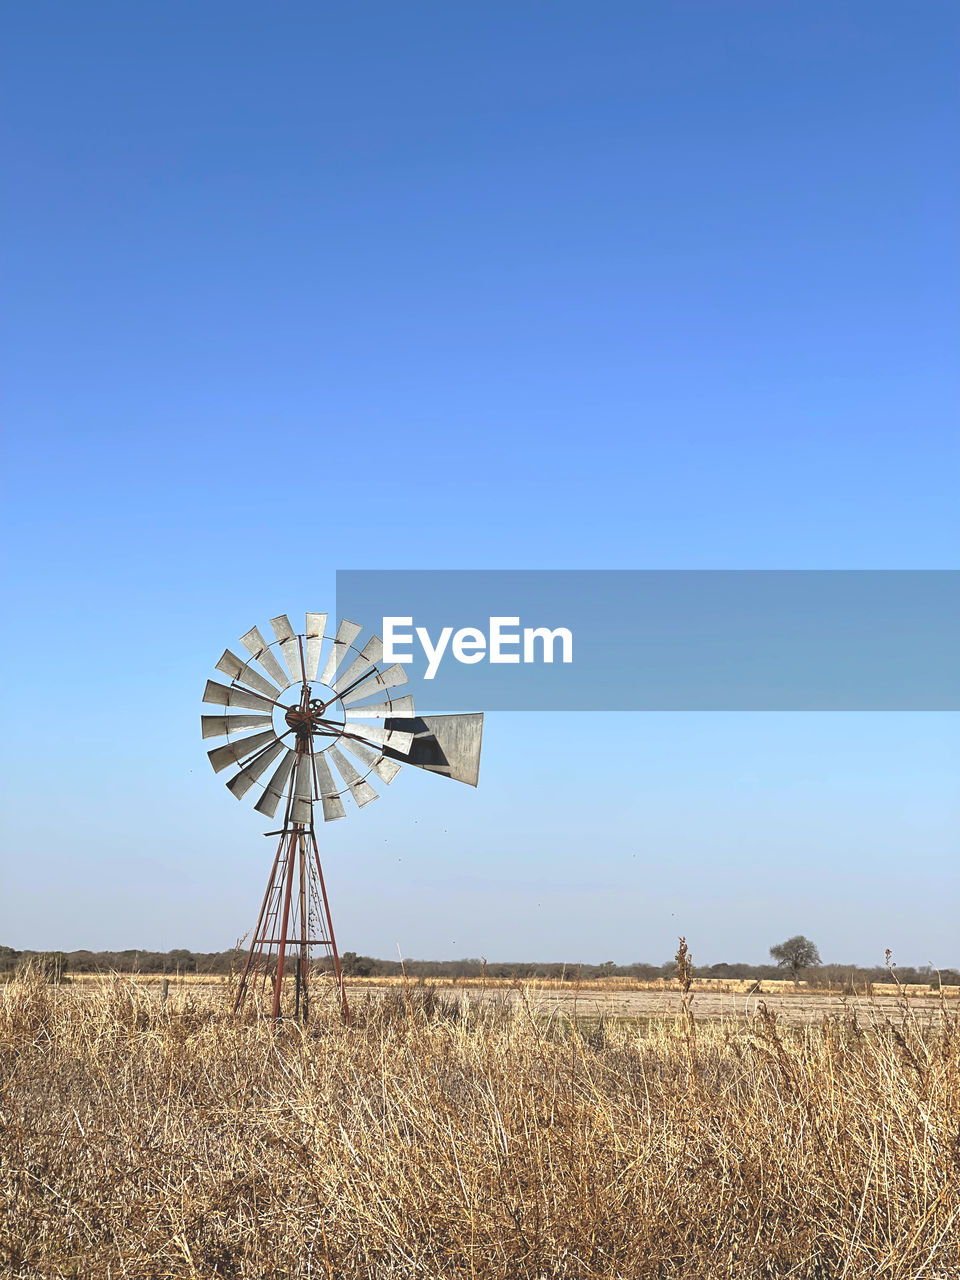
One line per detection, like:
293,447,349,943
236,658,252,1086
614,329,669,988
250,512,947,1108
271,830,297,1022
297,832,308,1021
310,825,350,1024
233,833,285,1015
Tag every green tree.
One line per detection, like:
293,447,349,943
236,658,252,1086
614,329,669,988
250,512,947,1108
769,935,821,986
339,952,376,977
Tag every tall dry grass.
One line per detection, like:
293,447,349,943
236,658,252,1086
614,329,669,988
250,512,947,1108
1,972,958,1279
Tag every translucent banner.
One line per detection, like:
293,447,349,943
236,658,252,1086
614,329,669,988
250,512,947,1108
336,570,960,711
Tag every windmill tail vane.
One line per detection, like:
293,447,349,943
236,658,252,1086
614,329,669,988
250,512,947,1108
202,611,483,1024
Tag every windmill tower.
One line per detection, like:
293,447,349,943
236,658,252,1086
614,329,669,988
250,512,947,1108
202,612,483,1023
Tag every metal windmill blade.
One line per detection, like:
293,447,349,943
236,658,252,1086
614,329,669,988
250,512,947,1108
201,610,484,1027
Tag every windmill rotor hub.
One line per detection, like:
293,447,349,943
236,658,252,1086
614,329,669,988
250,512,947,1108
284,704,324,734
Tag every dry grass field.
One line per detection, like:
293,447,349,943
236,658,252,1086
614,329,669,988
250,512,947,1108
345,979,957,1029
2,972,958,1279
64,970,959,1028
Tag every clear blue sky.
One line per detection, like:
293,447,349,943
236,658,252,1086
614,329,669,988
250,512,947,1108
2,3,957,966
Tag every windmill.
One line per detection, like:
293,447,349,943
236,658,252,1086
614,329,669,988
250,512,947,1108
202,612,483,1023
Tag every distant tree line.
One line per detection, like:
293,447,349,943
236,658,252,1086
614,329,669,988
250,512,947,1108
0,946,245,976
1,944,956,988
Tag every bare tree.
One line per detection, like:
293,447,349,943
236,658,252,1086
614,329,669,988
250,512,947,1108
769,935,821,986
